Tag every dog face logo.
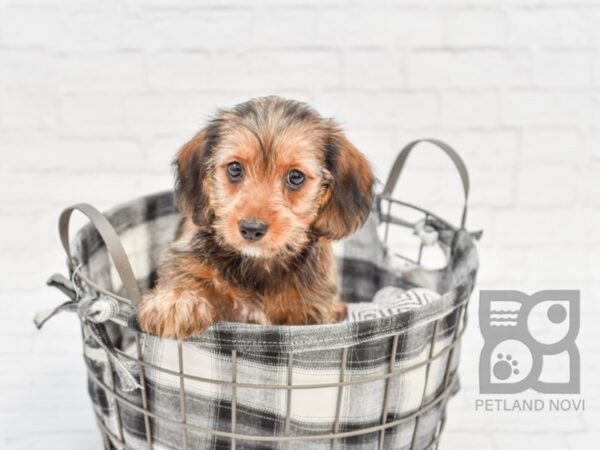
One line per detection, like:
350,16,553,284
173,97,373,259
479,290,580,394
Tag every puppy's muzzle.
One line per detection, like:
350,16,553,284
239,219,268,241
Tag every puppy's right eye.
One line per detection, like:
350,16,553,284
227,162,244,182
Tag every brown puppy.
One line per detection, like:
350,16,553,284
138,97,374,339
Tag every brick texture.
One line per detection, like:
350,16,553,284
0,1,598,449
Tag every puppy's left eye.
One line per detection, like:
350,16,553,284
286,169,305,188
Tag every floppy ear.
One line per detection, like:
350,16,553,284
313,123,374,240
173,129,213,225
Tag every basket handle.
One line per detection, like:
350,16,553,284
381,139,470,228
59,204,142,306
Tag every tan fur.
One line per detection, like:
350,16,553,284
138,97,373,339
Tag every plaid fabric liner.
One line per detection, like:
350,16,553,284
70,191,478,450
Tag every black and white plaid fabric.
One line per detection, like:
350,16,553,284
68,191,478,450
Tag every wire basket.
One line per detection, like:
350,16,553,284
39,139,479,450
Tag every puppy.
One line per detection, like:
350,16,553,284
138,96,374,339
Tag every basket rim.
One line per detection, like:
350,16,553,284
71,190,478,352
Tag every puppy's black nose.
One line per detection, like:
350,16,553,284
239,219,268,241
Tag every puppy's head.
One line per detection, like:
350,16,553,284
175,96,374,259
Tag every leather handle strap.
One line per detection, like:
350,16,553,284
59,204,142,306
382,139,470,228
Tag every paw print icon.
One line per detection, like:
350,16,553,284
479,290,580,394
494,353,520,380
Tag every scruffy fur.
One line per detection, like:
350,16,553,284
138,96,374,339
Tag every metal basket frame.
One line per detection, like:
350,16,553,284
53,139,475,450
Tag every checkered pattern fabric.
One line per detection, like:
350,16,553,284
68,191,478,450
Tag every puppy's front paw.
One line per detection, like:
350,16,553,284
138,290,216,340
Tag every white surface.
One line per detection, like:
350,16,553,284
0,0,599,449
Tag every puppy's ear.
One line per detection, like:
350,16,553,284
173,129,213,225
313,122,374,240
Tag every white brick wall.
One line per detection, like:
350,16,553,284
0,1,598,449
